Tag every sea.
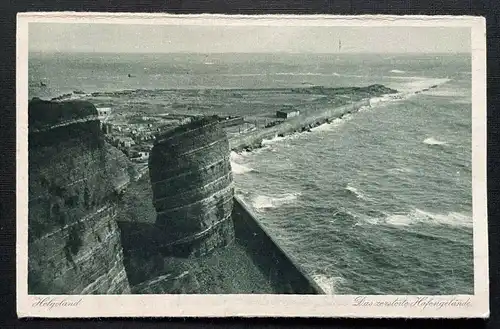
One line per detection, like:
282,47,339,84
29,52,473,295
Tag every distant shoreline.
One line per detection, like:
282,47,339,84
31,85,396,103
30,84,400,156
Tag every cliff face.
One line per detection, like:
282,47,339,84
149,116,235,257
28,99,131,294
113,117,239,293
27,100,322,294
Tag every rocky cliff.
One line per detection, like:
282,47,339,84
27,100,322,295
149,116,235,257
28,99,132,294
115,116,247,293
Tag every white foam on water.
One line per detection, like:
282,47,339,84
387,167,415,175
422,88,470,98
413,209,472,228
357,105,371,112
310,118,345,132
230,151,254,174
261,132,303,146
385,214,414,226
451,98,472,105
368,96,386,106
423,137,447,145
311,274,346,295
231,161,254,175
345,184,369,201
230,151,244,162
261,135,287,145
368,92,411,107
252,192,301,210
397,77,452,94
383,209,472,228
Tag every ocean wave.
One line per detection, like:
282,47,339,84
252,193,301,210
261,133,302,146
230,151,255,174
368,92,410,107
390,69,406,74
309,118,346,132
261,135,287,145
423,137,447,146
311,274,346,295
398,78,452,94
357,105,372,112
231,162,254,175
230,151,245,162
384,214,414,226
384,209,472,228
422,89,471,98
387,167,416,175
345,184,369,201
450,99,472,105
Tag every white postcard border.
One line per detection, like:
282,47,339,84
16,13,488,318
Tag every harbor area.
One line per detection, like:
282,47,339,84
88,84,397,166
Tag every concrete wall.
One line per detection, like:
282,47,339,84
232,196,325,294
219,116,245,128
230,99,370,151
118,197,325,294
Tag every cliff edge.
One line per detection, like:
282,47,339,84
28,99,132,294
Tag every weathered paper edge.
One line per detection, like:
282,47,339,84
16,13,488,319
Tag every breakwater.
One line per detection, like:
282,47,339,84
230,98,371,152
116,195,323,294
232,196,324,294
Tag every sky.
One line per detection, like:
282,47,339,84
28,23,471,54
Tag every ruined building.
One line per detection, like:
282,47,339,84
28,100,323,295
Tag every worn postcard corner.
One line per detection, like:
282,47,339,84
16,12,487,318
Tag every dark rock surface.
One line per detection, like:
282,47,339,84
149,116,235,257
28,99,132,294
117,117,276,293
27,100,322,295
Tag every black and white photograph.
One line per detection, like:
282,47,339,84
16,13,488,318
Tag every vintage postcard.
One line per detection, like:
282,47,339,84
16,13,488,318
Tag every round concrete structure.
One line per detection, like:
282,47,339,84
149,116,235,257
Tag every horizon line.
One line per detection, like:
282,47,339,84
28,50,472,55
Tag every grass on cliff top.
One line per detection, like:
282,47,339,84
29,99,99,130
